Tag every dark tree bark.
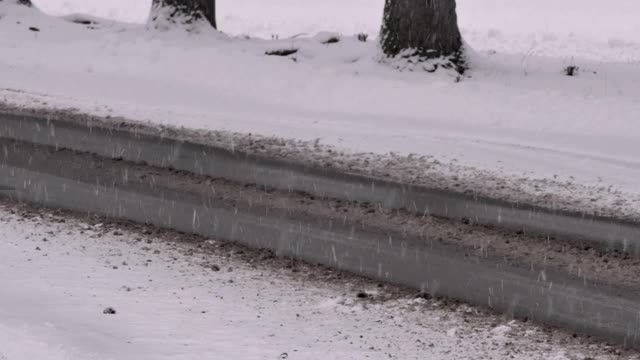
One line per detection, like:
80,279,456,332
16,0,33,6
381,0,463,67
149,0,216,29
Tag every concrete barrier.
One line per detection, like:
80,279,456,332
1,111,639,254
1,138,640,347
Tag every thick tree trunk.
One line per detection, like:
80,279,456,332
149,0,216,29
381,0,462,61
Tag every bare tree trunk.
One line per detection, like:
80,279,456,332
149,0,216,29
380,0,463,70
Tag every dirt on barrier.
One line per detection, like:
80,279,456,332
3,138,640,294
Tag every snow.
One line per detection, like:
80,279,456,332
30,0,152,24
30,0,640,45
3,1,640,219
0,202,632,359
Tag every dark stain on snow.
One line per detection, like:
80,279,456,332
265,48,298,57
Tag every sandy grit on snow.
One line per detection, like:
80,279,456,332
0,201,635,360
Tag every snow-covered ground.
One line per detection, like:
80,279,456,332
0,201,634,360
31,0,640,48
3,1,640,219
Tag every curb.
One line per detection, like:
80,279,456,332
1,111,638,254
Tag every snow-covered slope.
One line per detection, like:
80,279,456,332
3,1,640,219
32,0,640,48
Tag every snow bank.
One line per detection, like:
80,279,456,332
31,0,152,24
3,1,640,220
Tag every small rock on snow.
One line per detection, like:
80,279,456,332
103,307,117,315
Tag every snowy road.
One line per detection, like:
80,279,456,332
0,202,632,360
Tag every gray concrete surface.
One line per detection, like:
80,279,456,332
1,111,639,255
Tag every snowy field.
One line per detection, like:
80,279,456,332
30,0,640,60
2,1,640,219
31,0,640,46
0,202,634,360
